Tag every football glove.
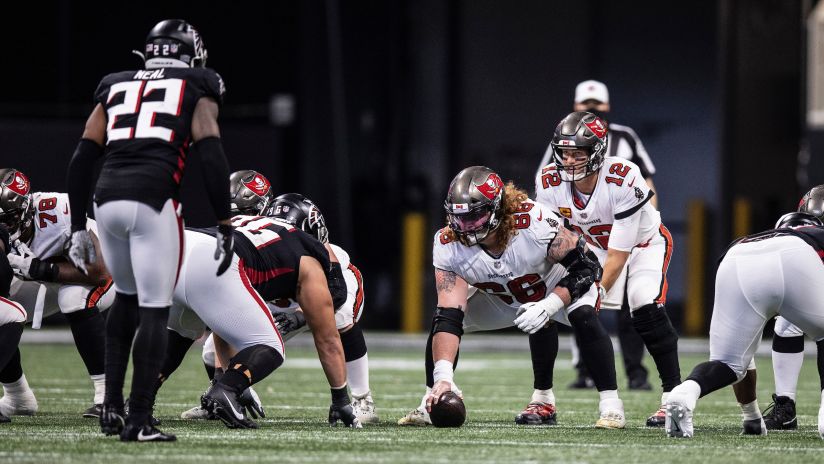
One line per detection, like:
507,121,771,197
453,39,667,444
273,311,306,337
238,386,265,419
68,230,96,275
214,224,234,276
329,386,362,428
7,241,58,282
514,293,564,334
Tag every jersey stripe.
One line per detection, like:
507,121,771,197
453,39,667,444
0,296,26,319
238,259,284,352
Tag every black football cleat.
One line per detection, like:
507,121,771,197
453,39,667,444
763,394,797,430
201,382,258,429
515,402,557,425
741,417,767,436
120,423,176,442
0,411,9,423
99,404,126,436
123,399,162,426
82,403,102,419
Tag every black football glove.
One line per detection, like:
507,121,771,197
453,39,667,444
328,386,362,428
273,311,306,337
238,386,265,419
214,224,234,276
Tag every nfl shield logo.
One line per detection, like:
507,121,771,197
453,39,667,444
494,262,501,269
581,213,587,219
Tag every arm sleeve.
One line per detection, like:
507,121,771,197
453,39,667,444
608,213,642,252
192,136,231,222
66,139,104,232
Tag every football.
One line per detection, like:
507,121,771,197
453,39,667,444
429,391,466,428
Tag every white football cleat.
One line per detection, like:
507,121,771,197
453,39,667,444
666,401,694,438
595,398,626,429
0,390,38,417
180,405,212,420
397,407,431,426
352,392,379,424
818,391,824,439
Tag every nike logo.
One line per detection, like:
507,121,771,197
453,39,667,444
537,211,543,221
137,429,161,441
628,178,636,187
670,416,681,433
63,204,69,215
224,392,245,420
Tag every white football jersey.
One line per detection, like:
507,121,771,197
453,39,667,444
27,192,99,260
534,157,660,255
432,199,569,309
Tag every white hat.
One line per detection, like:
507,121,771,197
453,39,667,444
574,80,609,104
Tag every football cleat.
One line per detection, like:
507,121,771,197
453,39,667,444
595,398,626,429
515,402,557,425
0,390,38,416
741,417,767,436
665,402,694,438
201,382,258,429
818,393,824,439
763,394,797,430
180,405,216,420
397,407,431,426
0,411,9,423
120,422,176,442
646,405,667,427
123,399,161,426
352,392,379,424
99,404,126,436
82,403,102,419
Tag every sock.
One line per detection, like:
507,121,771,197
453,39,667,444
632,304,681,391
0,348,23,384
569,306,618,391
127,307,170,426
91,374,105,405
204,363,216,381
598,389,619,401
660,392,669,406
529,323,558,390
772,351,803,400
531,388,555,405
670,379,702,410
221,345,283,393
739,399,762,421
346,354,371,398
2,373,32,398
159,330,196,381
65,307,105,376
0,323,24,382
103,293,139,408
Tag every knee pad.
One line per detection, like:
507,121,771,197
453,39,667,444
568,305,608,339
773,334,805,353
632,303,678,354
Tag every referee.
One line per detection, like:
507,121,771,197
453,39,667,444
538,80,656,391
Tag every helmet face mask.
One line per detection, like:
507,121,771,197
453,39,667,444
268,193,330,244
0,169,34,243
141,19,208,69
229,170,274,217
550,111,608,182
444,166,505,247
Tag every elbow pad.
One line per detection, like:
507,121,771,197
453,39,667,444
557,236,603,300
327,262,348,311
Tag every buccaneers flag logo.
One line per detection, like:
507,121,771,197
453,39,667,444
6,171,30,196
584,117,607,139
244,174,270,197
475,173,503,200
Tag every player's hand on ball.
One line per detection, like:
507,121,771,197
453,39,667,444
426,380,453,412
328,402,362,428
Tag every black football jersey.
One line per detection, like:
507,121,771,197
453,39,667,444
191,216,331,302
93,67,225,211
720,225,824,263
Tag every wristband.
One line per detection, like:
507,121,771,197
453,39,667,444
433,359,454,384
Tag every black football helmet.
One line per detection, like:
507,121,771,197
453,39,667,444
774,211,823,229
229,170,274,216
139,19,208,69
268,193,329,244
444,166,505,246
0,168,34,243
798,185,824,221
550,111,609,181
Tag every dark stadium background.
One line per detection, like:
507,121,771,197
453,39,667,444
0,0,818,333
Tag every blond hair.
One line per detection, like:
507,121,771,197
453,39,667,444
443,182,529,248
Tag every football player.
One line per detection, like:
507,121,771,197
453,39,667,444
666,211,824,439
399,166,626,429
66,19,234,441
758,185,824,430
156,217,360,429
0,225,26,424
534,112,680,427
0,169,113,419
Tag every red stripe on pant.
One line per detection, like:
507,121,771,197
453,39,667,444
654,224,674,305
238,259,284,352
0,296,26,319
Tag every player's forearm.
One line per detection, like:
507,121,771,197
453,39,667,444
601,249,630,292
432,332,460,364
313,329,347,387
56,261,109,286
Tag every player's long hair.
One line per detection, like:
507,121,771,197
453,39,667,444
443,182,529,249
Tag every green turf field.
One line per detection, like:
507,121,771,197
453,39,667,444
2,340,824,463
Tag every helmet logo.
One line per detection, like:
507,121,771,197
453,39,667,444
450,203,469,213
244,175,270,197
308,207,322,227
584,117,607,139
474,174,503,201
7,172,30,196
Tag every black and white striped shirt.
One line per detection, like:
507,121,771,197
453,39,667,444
537,122,656,179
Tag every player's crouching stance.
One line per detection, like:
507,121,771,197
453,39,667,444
399,166,626,428
0,225,26,424
666,212,824,439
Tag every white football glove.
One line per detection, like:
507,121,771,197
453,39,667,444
68,230,96,275
514,293,564,334
7,240,58,282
